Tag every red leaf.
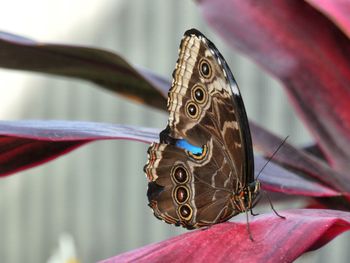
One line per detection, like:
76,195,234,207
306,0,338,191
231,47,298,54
306,0,350,38
255,156,338,197
0,136,87,177
0,120,158,177
100,209,350,263
196,0,350,172
251,122,350,196
0,120,336,198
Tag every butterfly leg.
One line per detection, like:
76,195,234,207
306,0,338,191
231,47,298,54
200,226,211,231
245,210,254,241
263,190,285,219
250,209,259,216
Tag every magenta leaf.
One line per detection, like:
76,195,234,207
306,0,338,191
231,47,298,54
0,31,168,110
251,122,350,196
255,156,338,197
0,120,159,142
0,121,336,198
0,137,89,177
0,120,158,177
303,143,326,161
196,0,350,173
306,0,350,38
101,209,350,263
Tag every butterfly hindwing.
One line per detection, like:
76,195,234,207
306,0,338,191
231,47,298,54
145,140,238,229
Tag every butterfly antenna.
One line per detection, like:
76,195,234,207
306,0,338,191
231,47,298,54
256,136,289,181
255,136,289,220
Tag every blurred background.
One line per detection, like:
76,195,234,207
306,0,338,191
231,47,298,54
0,0,348,262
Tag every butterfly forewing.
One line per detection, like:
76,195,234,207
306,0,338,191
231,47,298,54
145,28,256,229
168,29,254,189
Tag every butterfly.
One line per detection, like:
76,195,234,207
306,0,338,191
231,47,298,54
144,28,261,235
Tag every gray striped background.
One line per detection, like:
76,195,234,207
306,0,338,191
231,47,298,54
0,1,348,262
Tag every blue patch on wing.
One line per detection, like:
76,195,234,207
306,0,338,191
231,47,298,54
176,139,203,155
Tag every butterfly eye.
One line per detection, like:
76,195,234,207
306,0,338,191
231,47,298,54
178,204,192,220
172,166,189,184
186,102,199,118
192,85,207,104
174,186,189,204
199,59,212,78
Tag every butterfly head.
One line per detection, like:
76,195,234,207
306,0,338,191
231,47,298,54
232,181,261,213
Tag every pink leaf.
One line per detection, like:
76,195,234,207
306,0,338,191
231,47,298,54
196,0,350,173
255,156,338,197
0,120,337,198
0,120,158,176
101,209,350,263
306,0,350,38
251,122,350,196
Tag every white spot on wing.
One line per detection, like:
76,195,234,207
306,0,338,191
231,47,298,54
231,84,240,95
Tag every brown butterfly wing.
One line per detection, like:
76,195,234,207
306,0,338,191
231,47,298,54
145,29,254,228
145,140,238,229
168,29,254,190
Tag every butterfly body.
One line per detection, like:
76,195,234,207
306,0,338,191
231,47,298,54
144,29,259,229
